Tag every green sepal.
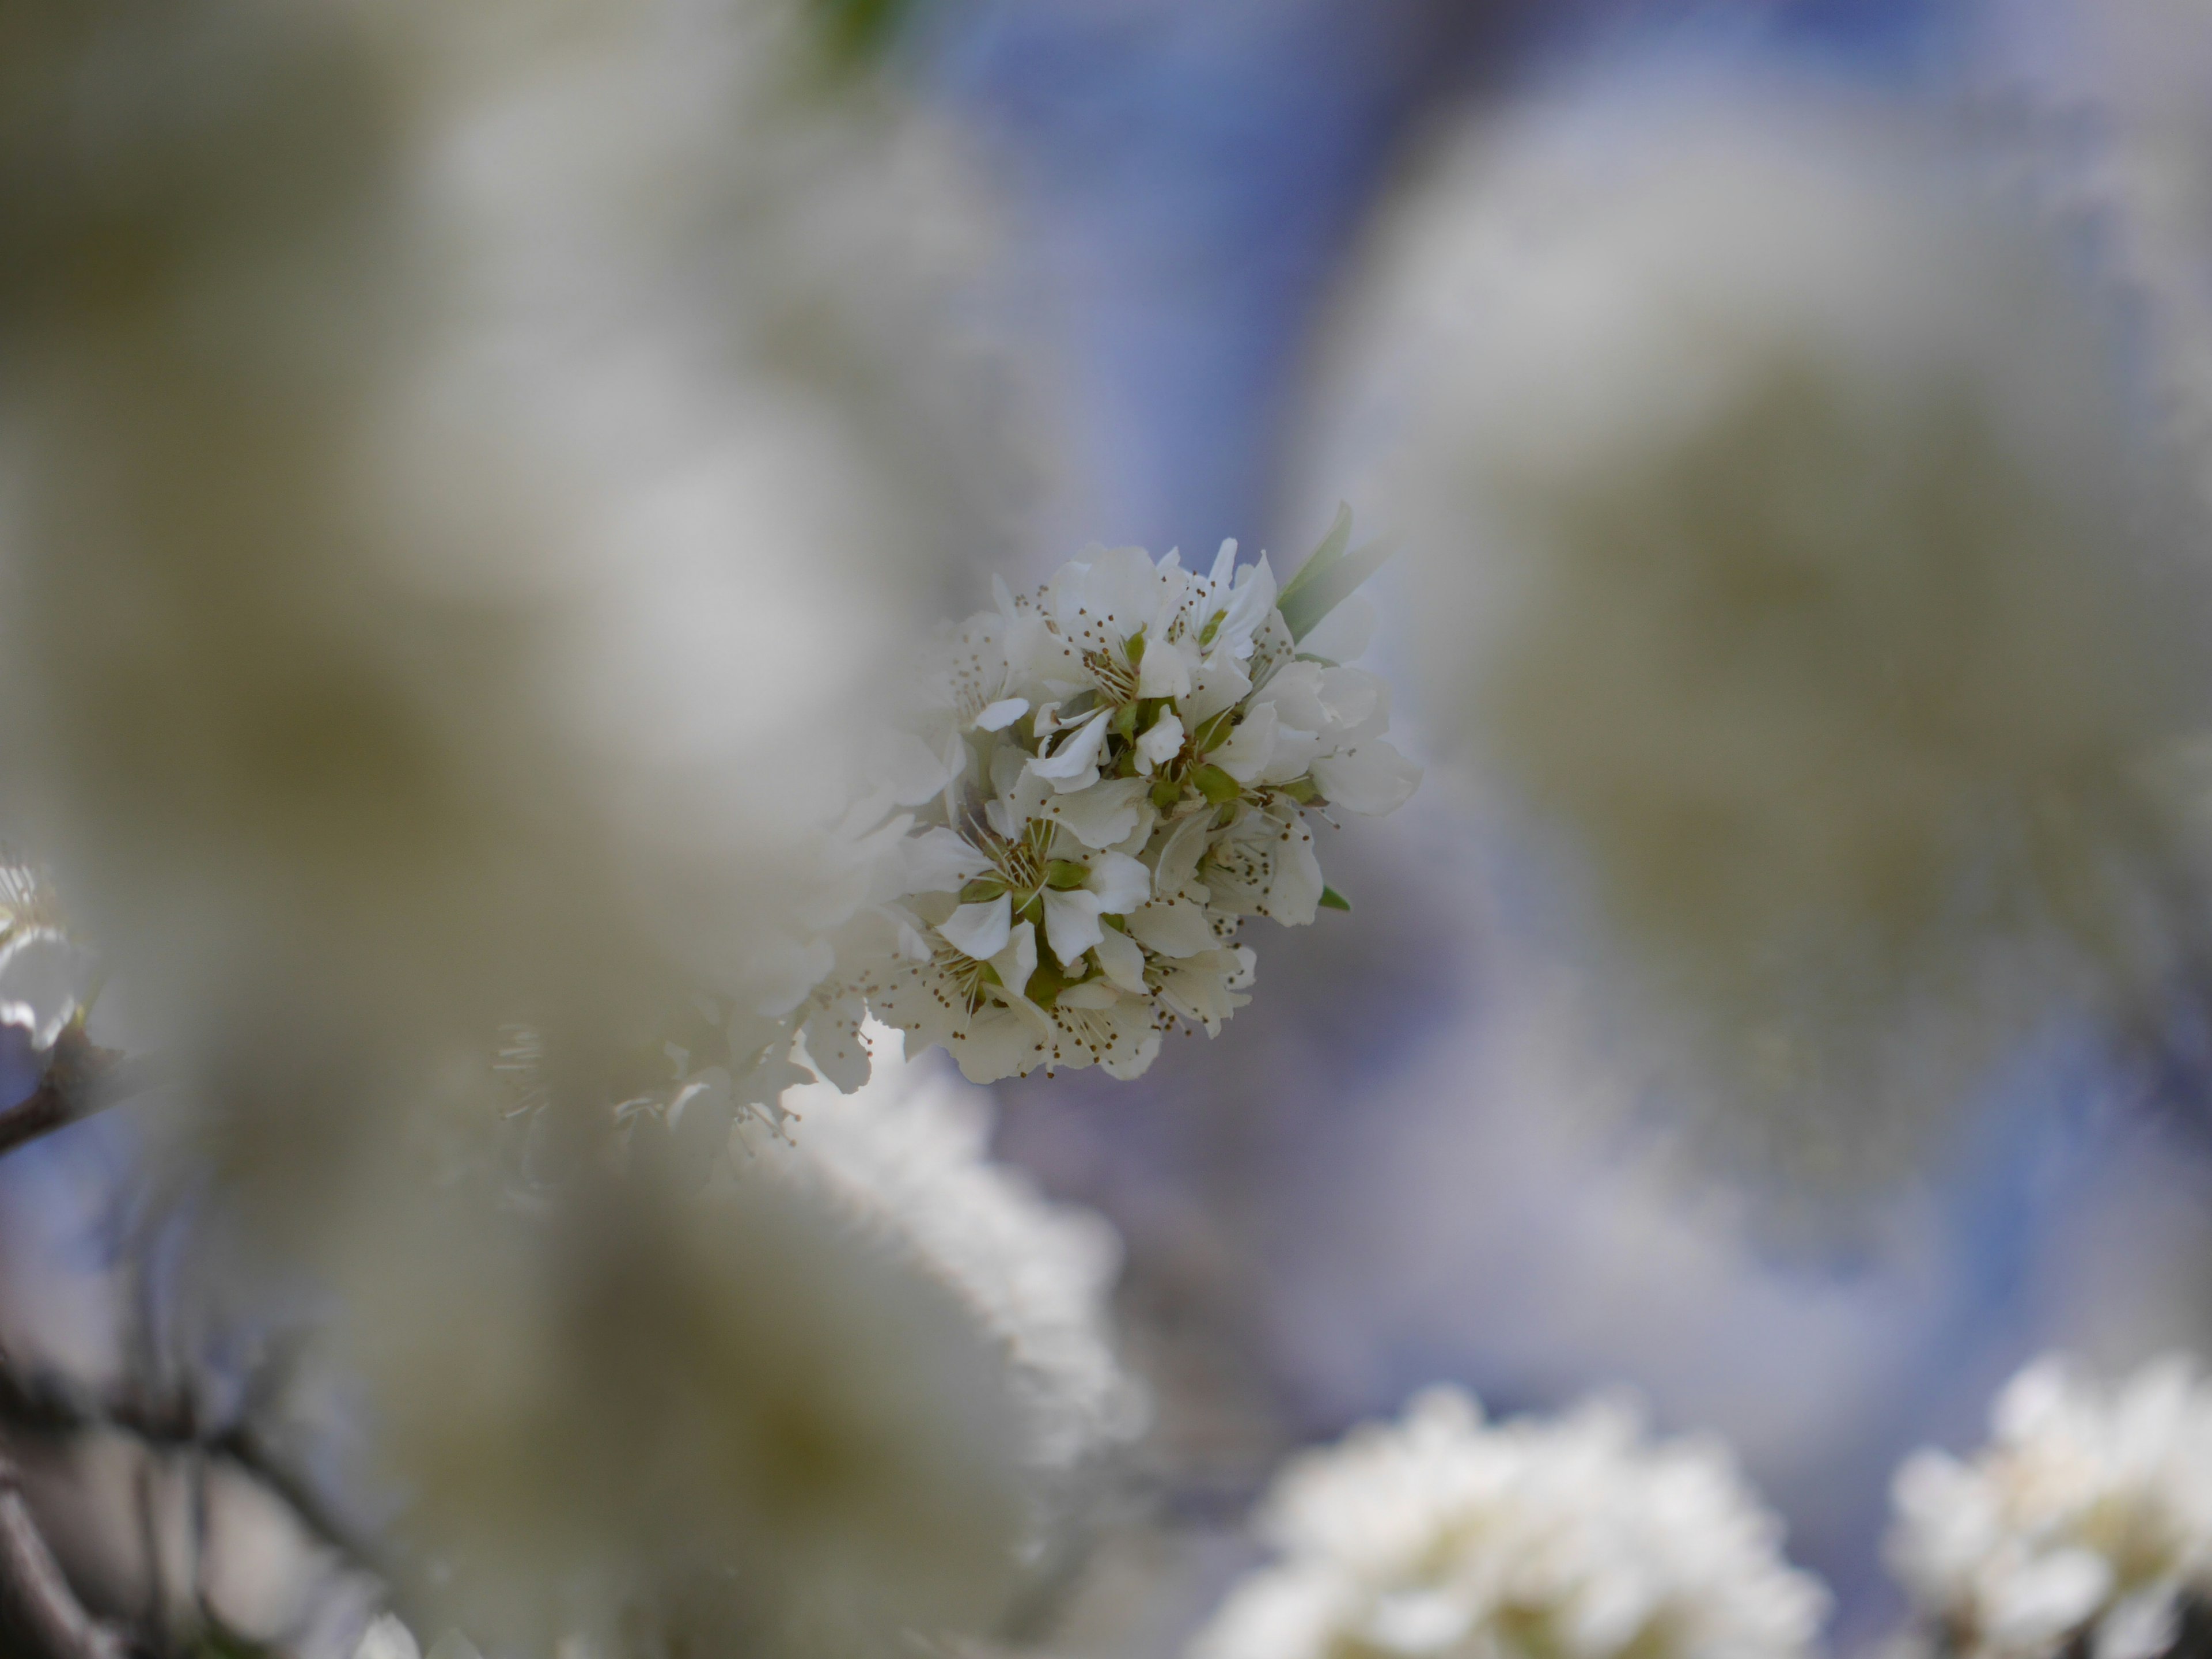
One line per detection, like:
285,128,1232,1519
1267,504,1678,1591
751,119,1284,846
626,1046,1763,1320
1024,956,1074,1009
1277,503,1399,642
1190,706,1240,755
1044,859,1091,891
1111,702,1140,740
1193,764,1241,805
1150,777,1185,810
1318,886,1351,912
958,877,1007,904
1280,776,1319,804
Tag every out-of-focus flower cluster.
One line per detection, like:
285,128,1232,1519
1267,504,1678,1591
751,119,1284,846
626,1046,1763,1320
791,528,1419,1086
1312,74,2212,1181
1887,1355,2212,1659
339,1029,1143,1657
1188,1386,1828,1659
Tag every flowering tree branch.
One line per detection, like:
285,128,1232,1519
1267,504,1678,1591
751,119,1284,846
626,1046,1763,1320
0,1029,152,1161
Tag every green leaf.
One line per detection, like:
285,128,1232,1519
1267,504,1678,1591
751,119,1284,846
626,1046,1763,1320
1192,764,1241,805
1277,503,1399,643
1317,885,1351,912
811,0,914,67
1275,502,1353,611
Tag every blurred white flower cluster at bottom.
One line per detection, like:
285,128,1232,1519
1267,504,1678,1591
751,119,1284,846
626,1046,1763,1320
1887,1355,2212,1659
1188,1386,1828,1659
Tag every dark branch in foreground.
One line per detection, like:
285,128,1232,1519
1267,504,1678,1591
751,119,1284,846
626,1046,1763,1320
0,1029,156,1161
0,1451,131,1659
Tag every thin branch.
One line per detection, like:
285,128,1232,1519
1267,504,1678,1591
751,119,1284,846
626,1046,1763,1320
0,1352,376,1574
0,1451,131,1659
0,1029,157,1161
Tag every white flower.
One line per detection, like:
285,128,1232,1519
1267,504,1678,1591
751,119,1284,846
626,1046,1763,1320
1190,1387,1828,1659
1885,1354,2212,1659
811,527,1420,1086
751,1023,1147,1476
336,1150,1040,1658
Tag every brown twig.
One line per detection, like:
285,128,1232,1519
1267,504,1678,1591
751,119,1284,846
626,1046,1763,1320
0,1028,154,1161
0,1451,131,1659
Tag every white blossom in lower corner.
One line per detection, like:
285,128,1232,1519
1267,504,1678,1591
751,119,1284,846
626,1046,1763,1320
1188,1387,1827,1659
1885,1355,2212,1659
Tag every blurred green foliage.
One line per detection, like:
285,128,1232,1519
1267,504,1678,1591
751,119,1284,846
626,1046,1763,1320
812,0,918,67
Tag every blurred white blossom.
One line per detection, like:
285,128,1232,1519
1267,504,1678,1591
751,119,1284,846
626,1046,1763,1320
0,0,1027,1190
752,1022,1148,1477
1188,1385,1828,1659
1312,75,2212,1172
1886,1354,2212,1659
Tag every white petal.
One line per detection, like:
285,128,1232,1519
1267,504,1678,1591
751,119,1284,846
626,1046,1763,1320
1271,824,1325,926
1086,850,1153,914
902,827,995,893
1136,710,1185,773
1183,656,1252,725
1213,554,1278,660
1260,725,1321,785
938,895,1012,962
990,918,1040,1001
1041,887,1107,969
1126,897,1215,957
1137,639,1192,699
974,696,1029,732
1207,536,1237,589
868,729,963,808
1027,707,1113,789
1310,740,1422,816
1055,980,1121,1009
800,992,873,1094
1152,813,1211,898
1037,776,1150,850
948,1006,1046,1083
1093,926,1148,992
1212,702,1279,785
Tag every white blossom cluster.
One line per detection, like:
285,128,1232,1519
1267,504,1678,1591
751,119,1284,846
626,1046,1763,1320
1188,1387,1828,1659
793,522,1420,1087
1886,1355,2212,1659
